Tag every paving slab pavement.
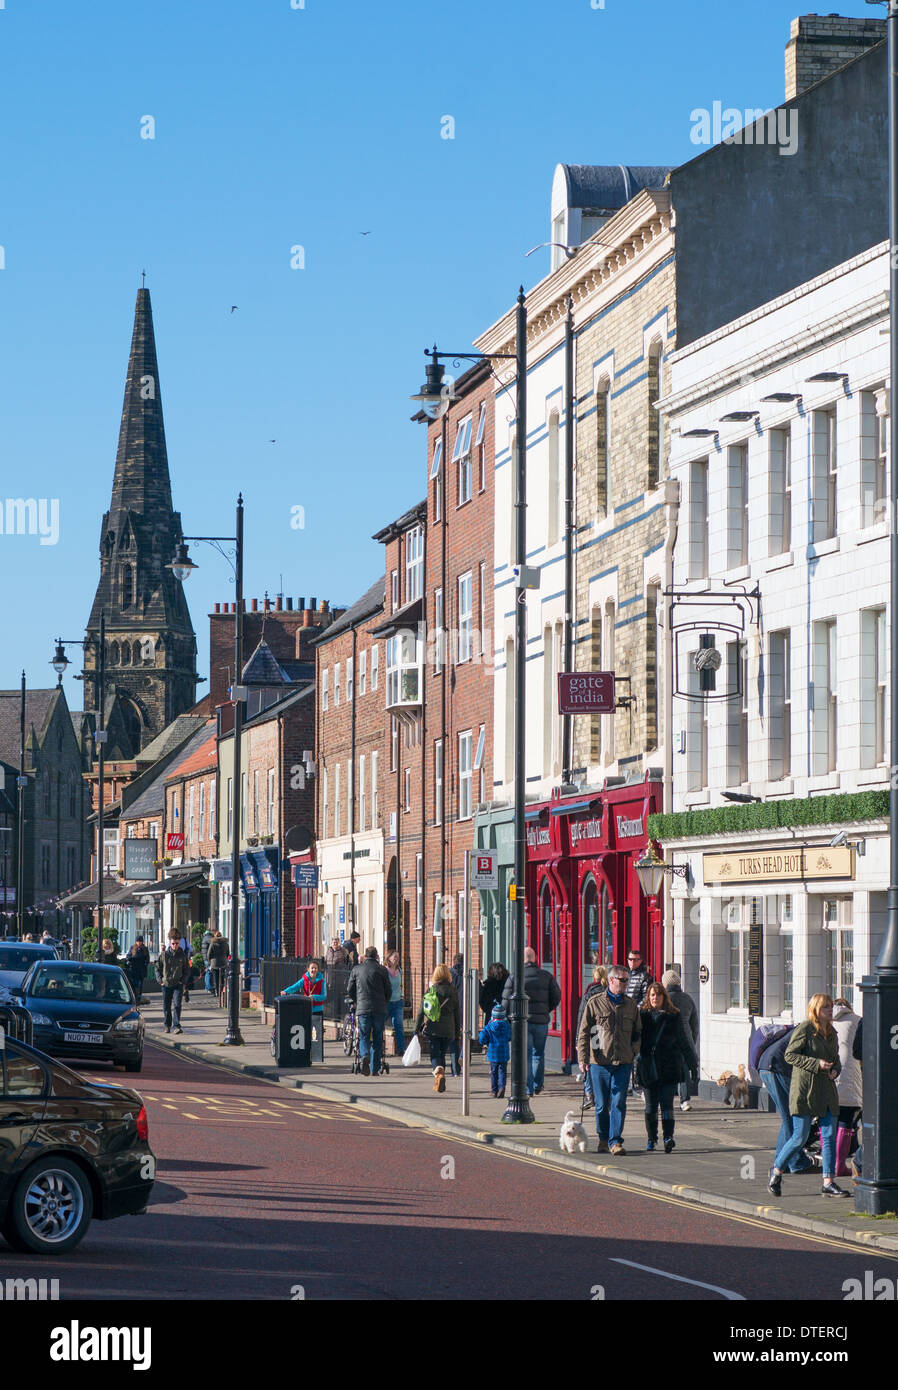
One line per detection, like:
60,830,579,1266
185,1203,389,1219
139,992,898,1253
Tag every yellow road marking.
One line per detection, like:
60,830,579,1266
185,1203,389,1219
435,1133,898,1262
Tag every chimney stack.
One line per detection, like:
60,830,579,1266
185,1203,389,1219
251,599,258,612
785,13,885,101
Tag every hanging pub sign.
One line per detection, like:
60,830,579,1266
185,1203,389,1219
704,845,854,884
557,672,615,715
123,838,157,880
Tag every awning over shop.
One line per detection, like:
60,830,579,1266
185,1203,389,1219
550,798,601,817
57,877,122,907
137,870,209,897
250,848,279,891
239,853,259,892
103,882,145,905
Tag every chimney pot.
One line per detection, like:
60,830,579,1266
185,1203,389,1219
276,596,283,611
252,599,258,612
214,603,220,614
286,597,293,611
298,597,305,610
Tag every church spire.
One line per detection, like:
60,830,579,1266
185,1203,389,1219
109,286,174,521
85,286,198,753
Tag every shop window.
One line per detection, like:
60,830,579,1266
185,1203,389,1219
824,896,854,1007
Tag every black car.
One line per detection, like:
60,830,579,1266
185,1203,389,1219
0,1034,154,1253
15,960,145,1072
0,941,59,994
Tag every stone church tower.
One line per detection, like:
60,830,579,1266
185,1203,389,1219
84,287,198,755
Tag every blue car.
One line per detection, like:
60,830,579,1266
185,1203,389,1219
0,942,58,995
14,960,145,1073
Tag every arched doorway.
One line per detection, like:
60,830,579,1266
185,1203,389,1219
580,873,615,991
539,877,561,1033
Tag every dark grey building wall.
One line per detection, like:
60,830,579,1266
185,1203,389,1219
671,43,887,348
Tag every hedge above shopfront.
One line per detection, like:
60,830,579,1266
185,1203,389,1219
648,789,889,843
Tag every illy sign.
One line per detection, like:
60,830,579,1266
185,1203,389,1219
558,673,615,715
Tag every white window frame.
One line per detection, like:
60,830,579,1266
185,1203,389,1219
457,572,473,663
199,782,206,841
823,896,854,1006
392,570,399,612
334,763,341,839
268,767,275,835
359,650,367,696
416,854,423,931
453,414,473,506
359,754,366,831
434,588,444,674
726,442,749,569
405,525,424,602
812,408,837,542
476,403,487,492
334,662,341,707
404,767,411,813
768,428,791,556
435,739,443,826
371,644,379,692
322,766,329,839
458,729,473,821
322,668,329,711
371,751,379,826
347,656,354,702
768,631,791,781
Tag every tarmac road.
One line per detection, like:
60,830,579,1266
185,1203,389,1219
2,1040,896,1304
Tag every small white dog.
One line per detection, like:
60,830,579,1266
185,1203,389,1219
559,1110,588,1154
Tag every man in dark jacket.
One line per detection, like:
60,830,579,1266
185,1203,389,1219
449,954,465,1076
126,936,150,1004
662,970,698,1111
757,1027,817,1174
157,929,189,1034
502,946,562,1097
346,946,392,1076
625,949,653,1006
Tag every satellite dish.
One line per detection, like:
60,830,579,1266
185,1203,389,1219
284,825,313,855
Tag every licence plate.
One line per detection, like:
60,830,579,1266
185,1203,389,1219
64,1031,104,1045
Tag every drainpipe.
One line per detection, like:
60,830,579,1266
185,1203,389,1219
562,297,576,779
440,413,448,967
350,625,357,942
662,475,680,968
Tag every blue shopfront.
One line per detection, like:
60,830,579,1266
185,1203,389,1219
241,848,281,983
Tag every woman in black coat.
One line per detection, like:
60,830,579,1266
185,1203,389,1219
479,962,509,1028
636,981,698,1154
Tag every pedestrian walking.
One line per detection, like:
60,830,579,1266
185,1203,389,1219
575,966,607,1109
345,932,361,968
448,953,466,1077
479,962,509,1028
207,930,229,1000
284,959,327,1015
636,982,698,1153
577,962,641,1155
326,936,349,967
478,1002,511,1098
385,951,406,1057
157,928,189,1034
201,925,215,992
755,1025,818,1175
125,936,150,1004
768,993,849,1198
832,997,862,1177
661,969,698,1111
624,948,653,1006
415,963,461,1094
501,946,561,1096
345,946,391,1076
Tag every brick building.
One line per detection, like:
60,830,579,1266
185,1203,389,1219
419,360,495,987
313,578,386,959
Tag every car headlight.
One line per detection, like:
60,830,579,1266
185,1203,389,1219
113,1014,142,1032
29,1012,52,1026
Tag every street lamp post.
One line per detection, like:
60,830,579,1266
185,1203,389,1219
52,612,107,953
168,495,245,1047
411,290,534,1123
858,0,898,1215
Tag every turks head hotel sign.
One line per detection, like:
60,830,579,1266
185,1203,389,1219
703,846,855,884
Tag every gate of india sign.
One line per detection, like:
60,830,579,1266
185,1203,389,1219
703,846,855,884
557,672,615,715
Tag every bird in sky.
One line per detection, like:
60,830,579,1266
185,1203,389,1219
359,231,372,236
269,439,276,444
230,305,239,313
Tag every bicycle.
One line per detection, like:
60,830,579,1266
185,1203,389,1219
343,1002,390,1075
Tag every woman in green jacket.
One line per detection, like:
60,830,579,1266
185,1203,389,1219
768,993,848,1198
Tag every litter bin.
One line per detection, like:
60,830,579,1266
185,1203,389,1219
274,993,312,1067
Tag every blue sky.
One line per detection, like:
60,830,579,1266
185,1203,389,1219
0,0,881,701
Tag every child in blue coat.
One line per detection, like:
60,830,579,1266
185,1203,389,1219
479,1002,511,1098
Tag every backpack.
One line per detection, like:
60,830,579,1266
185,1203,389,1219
422,985,443,1023
749,1021,793,1072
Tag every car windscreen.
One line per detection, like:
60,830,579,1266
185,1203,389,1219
0,946,55,972
27,965,132,1004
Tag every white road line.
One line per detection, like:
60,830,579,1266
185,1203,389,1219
609,1258,745,1300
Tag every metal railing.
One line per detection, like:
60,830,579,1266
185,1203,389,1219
0,1002,34,1046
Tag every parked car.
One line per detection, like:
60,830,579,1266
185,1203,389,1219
13,961,145,1072
0,1035,154,1253
0,942,58,993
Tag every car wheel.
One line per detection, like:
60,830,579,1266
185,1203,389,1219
4,1157,93,1254
123,1059,142,1073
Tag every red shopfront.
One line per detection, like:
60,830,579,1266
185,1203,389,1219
524,774,663,1068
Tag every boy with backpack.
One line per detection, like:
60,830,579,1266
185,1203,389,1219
753,1021,819,1175
479,1002,511,1098
415,963,460,1093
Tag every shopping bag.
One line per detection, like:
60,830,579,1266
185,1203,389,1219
402,1034,422,1067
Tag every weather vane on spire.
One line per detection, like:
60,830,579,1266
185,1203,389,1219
141,269,146,289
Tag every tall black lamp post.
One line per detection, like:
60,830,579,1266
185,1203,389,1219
411,290,535,1123
859,0,898,1215
168,495,245,1047
52,612,107,953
